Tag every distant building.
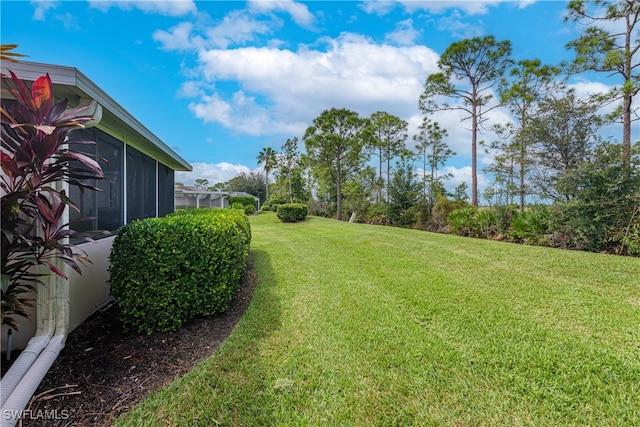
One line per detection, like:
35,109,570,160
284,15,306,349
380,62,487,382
174,186,260,211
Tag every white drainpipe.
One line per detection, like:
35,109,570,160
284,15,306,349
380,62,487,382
0,260,69,427
0,277,55,405
0,183,70,427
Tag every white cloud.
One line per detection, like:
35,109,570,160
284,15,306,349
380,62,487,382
365,0,536,17
399,0,501,15
175,162,252,186
359,1,398,16
204,10,276,49
443,165,490,194
31,0,59,20
153,22,203,51
248,0,315,28
385,19,421,46
88,0,196,16
181,32,440,137
436,10,485,39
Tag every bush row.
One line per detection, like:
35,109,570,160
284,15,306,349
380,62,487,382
108,208,251,334
229,196,256,214
276,203,308,222
445,204,640,255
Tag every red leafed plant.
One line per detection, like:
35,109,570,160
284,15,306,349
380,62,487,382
1,71,105,330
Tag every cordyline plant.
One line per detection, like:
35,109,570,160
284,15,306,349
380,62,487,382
1,71,104,330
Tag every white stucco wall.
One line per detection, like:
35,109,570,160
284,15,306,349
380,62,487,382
1,237,115,352
68,237,115,332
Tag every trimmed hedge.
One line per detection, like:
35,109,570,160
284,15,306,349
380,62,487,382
277,203,308,222
108,208,251,334
229,196,256,214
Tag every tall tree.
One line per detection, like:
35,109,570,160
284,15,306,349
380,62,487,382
277,137,302,202
498,59,560,210
419,35,512,206
257,146,277,201
565,0,639,175
304,108,368,221
368,111,408,203
413,117,454,207
527,89,605,201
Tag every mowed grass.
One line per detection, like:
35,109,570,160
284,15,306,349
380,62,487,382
116,213,640,426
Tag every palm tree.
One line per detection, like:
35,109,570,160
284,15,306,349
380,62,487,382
257,147,277,201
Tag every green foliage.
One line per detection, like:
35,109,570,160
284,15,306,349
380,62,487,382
447,207,478,236
510,205,552,245
447,207,500,238
276,203,308,222
261,195,289,212
387,157,420,226
420,35,512,206
257,147,278,200
364,203,391,225
494,204,519,235
108,209,251,334
549,142,639,253
1,72,104,330
304,108,368,220
431,195,467,232
229,196,255,214
224,172,266,203
609,214,640,256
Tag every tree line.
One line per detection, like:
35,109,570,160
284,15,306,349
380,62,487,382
208,0,640,255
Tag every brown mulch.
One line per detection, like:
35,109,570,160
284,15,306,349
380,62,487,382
5,254,257,427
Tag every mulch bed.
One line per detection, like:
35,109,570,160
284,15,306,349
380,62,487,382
2,254,257,427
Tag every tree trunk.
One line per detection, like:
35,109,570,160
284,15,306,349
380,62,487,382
336,167,343,221
265,170,270,201
622,14,632,179
622,84,632,179
377,149,383,204
471,104,478,207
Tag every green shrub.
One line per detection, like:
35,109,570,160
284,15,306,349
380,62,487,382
431,195,467,232
108,209,250,334
277,203,308,222
364,203,391,225
447,207,477,236
475,208,498,238
262,195,289,212
229,196,256,214
494,204,518,235
510,205,552,245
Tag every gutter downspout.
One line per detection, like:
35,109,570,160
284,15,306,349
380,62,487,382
0,183,70,427
0,274,68,427
0,275,56,406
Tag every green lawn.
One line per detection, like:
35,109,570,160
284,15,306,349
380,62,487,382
116,212,640,426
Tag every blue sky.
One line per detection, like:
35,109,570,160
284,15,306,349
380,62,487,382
1,0,637,192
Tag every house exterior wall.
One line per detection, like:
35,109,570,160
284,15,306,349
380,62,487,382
1,61,192,351
68,237,115,332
